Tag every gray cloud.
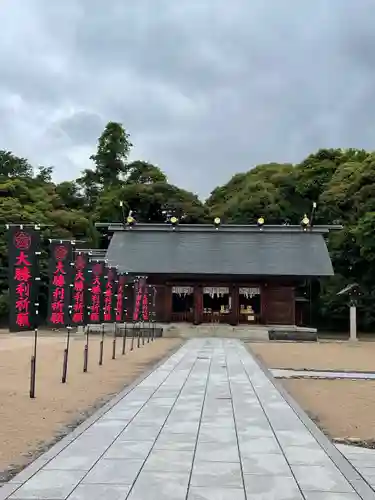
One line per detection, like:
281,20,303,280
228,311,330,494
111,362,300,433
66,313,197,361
0,0,374,197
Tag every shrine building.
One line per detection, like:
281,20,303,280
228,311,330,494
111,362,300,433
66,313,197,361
103,221,340,326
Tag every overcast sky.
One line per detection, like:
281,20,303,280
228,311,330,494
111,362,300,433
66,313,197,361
0,1,374,198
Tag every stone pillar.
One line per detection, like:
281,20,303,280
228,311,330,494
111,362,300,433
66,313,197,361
349,305,357,341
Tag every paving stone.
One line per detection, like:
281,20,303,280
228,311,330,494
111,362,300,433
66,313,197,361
143,450,194,472
187,486,246,499
154,433,197,451
117,425,161,441
195,441,240,462
8,458,49,484
147,397,176,407
302,493,361,500
243,474,304,499
190,461,243,488
350,457,375,468
43,452,102,471
292,464,355,493
126,470,190,500
82,458,143,485
163,421,200,434
283,446,333,465
239,437,281,456
236,426,274,439
9,470,86,499
198,426,237,444
67,484,131,500
0,483,22,500
103,440,154,460
241,453,292,475
275,429,318,447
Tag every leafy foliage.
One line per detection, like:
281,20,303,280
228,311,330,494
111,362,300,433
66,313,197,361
0,122,207,323
206,148,375,331
1,121,374,332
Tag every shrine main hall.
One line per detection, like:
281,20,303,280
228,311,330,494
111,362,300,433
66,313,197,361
103,221,339,327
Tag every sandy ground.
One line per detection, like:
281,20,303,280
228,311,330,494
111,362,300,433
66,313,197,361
0,333,181,478
249,341,375,443
250,340,375,371
283,379,375,442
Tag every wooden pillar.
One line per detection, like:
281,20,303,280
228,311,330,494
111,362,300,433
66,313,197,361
230,284,239,325
194,285,203,325
164,285,172,323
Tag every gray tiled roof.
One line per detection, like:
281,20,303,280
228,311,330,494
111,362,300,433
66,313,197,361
105,225,335,277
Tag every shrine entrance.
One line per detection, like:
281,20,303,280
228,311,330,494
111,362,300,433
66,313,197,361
203,286,231,323
239,287,261,323
171,286,194,322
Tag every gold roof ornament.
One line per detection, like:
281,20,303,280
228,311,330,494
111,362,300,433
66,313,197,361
301,214,310,229
257,217,265,229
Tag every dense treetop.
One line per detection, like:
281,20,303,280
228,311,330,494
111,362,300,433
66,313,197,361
0,122,373,330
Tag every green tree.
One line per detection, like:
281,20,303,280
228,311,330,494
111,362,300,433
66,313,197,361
90,121,132,186
126,161,167,184
0,150,33,178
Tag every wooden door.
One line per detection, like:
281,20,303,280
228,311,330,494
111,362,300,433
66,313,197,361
262,286,295,325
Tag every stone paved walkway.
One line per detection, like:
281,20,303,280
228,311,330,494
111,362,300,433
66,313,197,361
1,338,374,500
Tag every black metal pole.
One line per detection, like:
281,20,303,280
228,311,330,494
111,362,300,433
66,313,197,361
130,321,135,350
112,322,117,360
122,321,127,354
137,323,141,348
99,323,104,365
62,280,74,383
29,327,38,399
62,326,71,383
83,325,89,372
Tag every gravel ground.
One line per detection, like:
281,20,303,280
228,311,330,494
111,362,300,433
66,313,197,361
249,341,375,444
0,332,181,480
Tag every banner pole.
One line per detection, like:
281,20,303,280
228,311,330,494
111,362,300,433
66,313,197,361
83,325,89,372
112,322,117,360
30,281,40,399
61,326,71,383
30,228,41,399
61,244,75,384
29,326,38,398
99,323,104,365
122,321,127,354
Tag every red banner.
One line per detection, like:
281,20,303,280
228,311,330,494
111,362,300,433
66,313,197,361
71,252,88,326
103,267,117,323
88,261,104,323
8,226,40,332
47,241,74,327
115,274,126,322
